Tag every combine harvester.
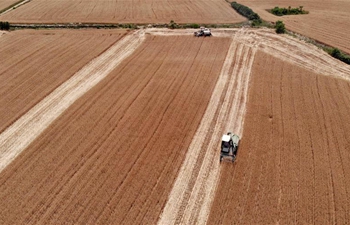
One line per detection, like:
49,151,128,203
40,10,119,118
220,132,239,162
194,27,212,37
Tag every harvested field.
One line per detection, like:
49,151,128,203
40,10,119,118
239,0,350,53
0,0,245,24
0,29,127,134
0,35,231,224
208,50,350,224
1,28,350,224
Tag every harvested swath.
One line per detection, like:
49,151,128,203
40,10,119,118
0,35,231,224
0,29,127,133
208,51,350,224
0,0,245,24
239,0,350,53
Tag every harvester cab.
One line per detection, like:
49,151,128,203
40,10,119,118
220,132,240,162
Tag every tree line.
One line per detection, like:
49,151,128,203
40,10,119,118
270,6,308,16
330,48,350,65
231,1,262,25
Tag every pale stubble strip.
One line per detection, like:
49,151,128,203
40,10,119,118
0,30,145,173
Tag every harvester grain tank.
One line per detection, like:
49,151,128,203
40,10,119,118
220,132,239,162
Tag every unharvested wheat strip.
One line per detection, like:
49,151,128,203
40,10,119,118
0,30,145,173
158,38,237,225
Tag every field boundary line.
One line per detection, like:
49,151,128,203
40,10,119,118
0,30,145,173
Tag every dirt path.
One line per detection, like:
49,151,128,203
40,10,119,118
0,30,145,173
158,28,259,224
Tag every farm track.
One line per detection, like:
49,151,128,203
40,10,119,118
0,35,231,224
0,0,245,24
0,29,141,172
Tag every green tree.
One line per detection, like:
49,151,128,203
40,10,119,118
0,21,10,30
275,20,286,33
331,48,341,58
169,20,178,29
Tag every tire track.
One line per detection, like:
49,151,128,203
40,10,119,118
0,30,145,173
158,28,259,224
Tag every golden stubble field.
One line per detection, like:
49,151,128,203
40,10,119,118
0,28,350,224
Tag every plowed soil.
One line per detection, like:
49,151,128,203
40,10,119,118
239,0,350,53
0,0,245,24
208,50,350,224
0,35,231,224
0,29,127,134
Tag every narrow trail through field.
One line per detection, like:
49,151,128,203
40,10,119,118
158,28,259,224
0,30,145,173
